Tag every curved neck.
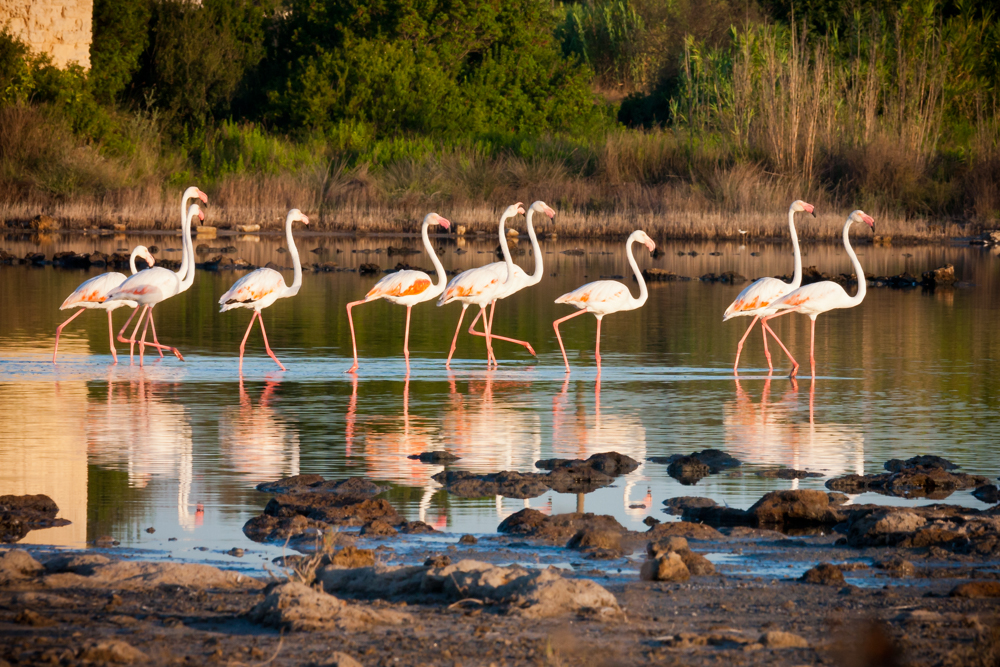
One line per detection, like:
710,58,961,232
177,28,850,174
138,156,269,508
178,211,196,291
128,248,143,275
178,192,195,281
626,234,648,307
843,219,866,304
788,206,802,288
422,219,447,294
525,209,543,284
497,210,517,283
286,214,303,296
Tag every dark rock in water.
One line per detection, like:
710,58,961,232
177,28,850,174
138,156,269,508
799,563,846,586
536,451,639,477
1,494,71,543
243,488,403,543
458,534,478,545
388,261,431,273
431,470,551,499
827,464,987,499
407,451,460,464
642,268,686,282
748,490,848,527
566,528,624,556
885,455,959,472
667,456,712,485
399,521,436,534
874,555,917,577
972,485,999,504
360,519,398,537
755,468,823,479
640,552,690,582
387,246,421,256
257,475,326,494
921,264,956,286
649,449,741,473
424,554,452,568
699,271,746,284
645,521,724,541
358,263,380,275
561,248,585,256
662,496,718,516
545,464,616,494
497,509,626,543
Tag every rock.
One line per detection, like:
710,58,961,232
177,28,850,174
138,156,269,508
700,271,746,284
256,474,326,493
227,548,245,557
432,470,551,499
567,529,623,555
407,451,460,463
1,494,71,543
399,521,436,534
676,549,715,576
646,538,715,575
759,631,809,648
145,527,155,534
874,556,916,577
921,264,956,286
358,263,380,275
885,456,958,472
973,485,999,504
458,534,478,545
42,560,261,591
250,582,409,631
43,553,112,575
15,609,56,626
236,224,260,233
311,652,364,667
652,449,740,484
243,514,327,542
667,456,711,485
330,546,375,568
498,509,627,543
537,452,640,476
424,555,452,567
647,536,689,557
640,553,690,582
545,464,617,494
827,465,987,499
846,509,928,547
799,563,846,586
645,521,724,541
245,493,403,542
360,520,398,537
0,549,44,583
78,640,148,663
755,468,823,479
748,490,848,527
643,268,683,282
949,581,1000,598
30,214,59,231
662,496,718,515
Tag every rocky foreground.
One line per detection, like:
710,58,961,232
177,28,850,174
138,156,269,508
2,454,999,666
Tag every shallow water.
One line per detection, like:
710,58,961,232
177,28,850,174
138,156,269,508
1,230,999,569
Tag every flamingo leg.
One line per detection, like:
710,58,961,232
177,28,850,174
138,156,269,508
345,299,367,373
107,310,118,365
595,316,603,368
142,309,185,362
257,310,285,371
733,315,760,375
761,319,774,370
480,306,495,366
810,318,817,378
148,313,165,358
762,319,799,374
126,306,149,364
446,305,468,368
487,301,497,367
138,308,152,367
467,301,536,357
53,309,85,363
403,305,412,372
116,307,139,345
552,309,588,373
238,310,259,374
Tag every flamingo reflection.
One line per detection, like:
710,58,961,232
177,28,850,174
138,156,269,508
219,378,300,486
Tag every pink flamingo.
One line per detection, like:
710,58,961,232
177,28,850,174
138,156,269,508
437,203,524,367
104,204,203,366
553,230,656,372
218,209,309,373
53,245,156,364
115,186,208,360
768,210,875,378
346,212,451,373
464,200,556,365
723,200,815,374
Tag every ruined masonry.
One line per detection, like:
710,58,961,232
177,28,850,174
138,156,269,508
0,0,93,69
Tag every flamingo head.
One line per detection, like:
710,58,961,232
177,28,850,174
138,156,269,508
850,209,875,233
530,201,556,219
197,189,208,204
140,246,156,268
183,186,208,205
425,212,450,230
288,208,309,226
635,230,656,253
187,203,204,223
792,200,816,217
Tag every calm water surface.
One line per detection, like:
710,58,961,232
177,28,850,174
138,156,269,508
1,230,998,569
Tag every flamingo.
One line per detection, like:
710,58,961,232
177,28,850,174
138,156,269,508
464,200,556,365
115,186,208,360
768,210,875,378
104,203,203,366
53,245,156,364
346,212,451,373
723,200,815,375
218,209,309,373
552,230,656,372
437,203,524,367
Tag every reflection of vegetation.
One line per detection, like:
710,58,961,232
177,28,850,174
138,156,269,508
87,466,151,542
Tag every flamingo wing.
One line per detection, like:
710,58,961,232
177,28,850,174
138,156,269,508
770,281,848,314
723,277,792,320
219,268,286,310
438,264,505,304
556,280,630,310
60,272,127,309
106,267,178,303
366,270,433,299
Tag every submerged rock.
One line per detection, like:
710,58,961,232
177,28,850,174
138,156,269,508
645,520,724,541
1,494,71,543
566,529,624,556
755,468,823,479
972,485,999,504
949,581,1000,598
827,464,987,499
498,509,627,543
407,451,461,464
884,455,959,472
662,496,718,515
431,470,551,499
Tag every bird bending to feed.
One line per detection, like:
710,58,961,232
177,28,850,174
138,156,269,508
437,203,524,367
769,210,875,378
218,209,309,372
116,186,207,361
723,200,815,375
552,230,656,373
104,203,203,366
53,245,156,364
346,212,451,373
465,200,556,365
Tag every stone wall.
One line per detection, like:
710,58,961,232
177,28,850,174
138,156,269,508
0,0,93,69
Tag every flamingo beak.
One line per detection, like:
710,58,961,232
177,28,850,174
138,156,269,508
146,253,155,267
198,190,208,204
301,215,310,225
438,217,451,230
804,203,816,217
645,240,656,253
198,210,205,221
863,213,875,231
544,205,555,219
